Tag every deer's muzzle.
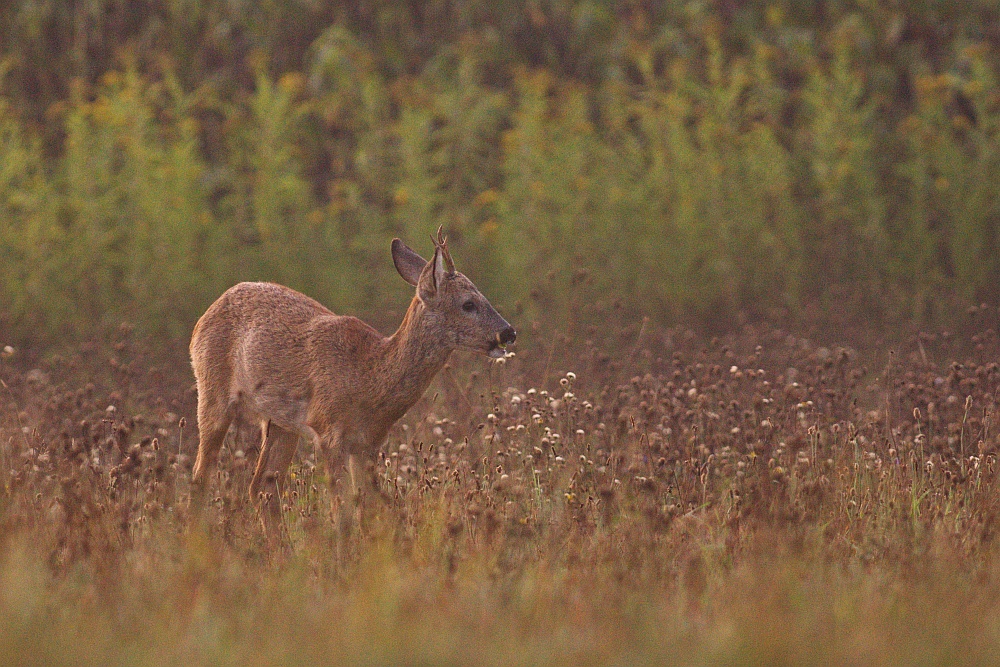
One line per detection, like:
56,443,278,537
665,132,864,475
487,326,516,358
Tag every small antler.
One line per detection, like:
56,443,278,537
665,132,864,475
433,225,456,273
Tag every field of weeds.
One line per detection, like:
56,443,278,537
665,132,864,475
4,321,1000,665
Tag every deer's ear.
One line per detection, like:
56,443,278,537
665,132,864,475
392,239,427,286
416,245,445,300
433,242,450,289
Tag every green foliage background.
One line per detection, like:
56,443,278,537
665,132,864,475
2,1,1000,347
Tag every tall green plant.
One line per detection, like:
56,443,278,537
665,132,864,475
0,68,48,341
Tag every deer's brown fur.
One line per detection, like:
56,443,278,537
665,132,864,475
189,229,514,517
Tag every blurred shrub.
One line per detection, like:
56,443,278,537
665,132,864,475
2,2,1000,347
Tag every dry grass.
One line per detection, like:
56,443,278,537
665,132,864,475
4,320,1000,665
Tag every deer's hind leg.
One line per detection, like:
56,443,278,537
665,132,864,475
191,388,238,511
249,421,300,533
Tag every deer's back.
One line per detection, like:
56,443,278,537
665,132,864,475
191,282,354,396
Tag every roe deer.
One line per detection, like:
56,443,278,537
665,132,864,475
189,228,515,518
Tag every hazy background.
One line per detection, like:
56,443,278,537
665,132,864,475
2,1,999,352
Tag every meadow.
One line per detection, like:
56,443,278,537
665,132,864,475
3,317,1000,664
5,2,1000,663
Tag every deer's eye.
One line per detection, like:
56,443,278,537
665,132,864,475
462,300,477,313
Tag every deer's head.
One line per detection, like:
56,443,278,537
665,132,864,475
391,228,515,358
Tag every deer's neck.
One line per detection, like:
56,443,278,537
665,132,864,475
378,296,452,412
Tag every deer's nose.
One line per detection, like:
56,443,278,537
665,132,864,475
499,326,516,346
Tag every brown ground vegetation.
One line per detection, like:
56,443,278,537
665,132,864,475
3,319,1000,664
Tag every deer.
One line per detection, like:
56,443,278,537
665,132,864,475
188,227,515,525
